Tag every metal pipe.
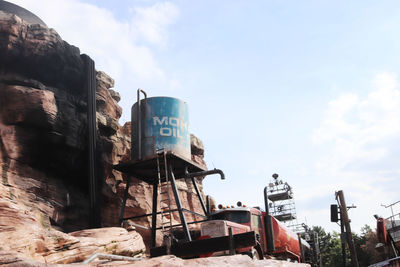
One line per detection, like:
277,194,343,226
83,253,144,264
133,88,147,161
185,168,225,180
264,186,275,253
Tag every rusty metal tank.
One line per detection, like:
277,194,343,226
271,216,301,260
131,93,191,160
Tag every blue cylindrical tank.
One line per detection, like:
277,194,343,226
131,97,191,160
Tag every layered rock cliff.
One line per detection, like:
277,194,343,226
0,9,207,263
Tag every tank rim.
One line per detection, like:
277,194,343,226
134,96,188,104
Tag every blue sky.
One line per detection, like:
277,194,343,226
11,0,400,233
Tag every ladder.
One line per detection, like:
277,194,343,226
156,149,173,244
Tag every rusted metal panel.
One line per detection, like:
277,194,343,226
132,97,191,160
114,151,206,183
150,231,257,258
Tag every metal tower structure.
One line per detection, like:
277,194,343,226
266,173,302,232
115,89,226,257
382,201,400,245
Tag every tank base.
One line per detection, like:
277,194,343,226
114,151,206,184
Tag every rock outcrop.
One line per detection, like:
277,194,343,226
0,254,311,266
0,195,145,264
0,7,208,264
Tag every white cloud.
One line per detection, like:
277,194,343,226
313,72,400,171
309,72,400,231
9,0,180,121
131,2,179,47
312,92,359,144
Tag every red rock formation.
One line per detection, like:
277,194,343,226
0,253,311,266
0,6,208,264
0,199,145,264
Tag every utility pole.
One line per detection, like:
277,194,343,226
331,203,346,266
337,190,359,267
340,213,347,267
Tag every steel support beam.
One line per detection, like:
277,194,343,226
169,165,191,242
191,177,207,216
151,182,158,248
119,176,131,224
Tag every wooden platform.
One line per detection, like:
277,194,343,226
113,151,207,184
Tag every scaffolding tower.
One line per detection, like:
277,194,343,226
266,173,303,232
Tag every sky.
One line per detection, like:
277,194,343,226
9,0,400,233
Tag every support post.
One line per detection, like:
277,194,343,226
206,196,211,215
151,182,158,248
340,214,347,267
298,233,304,262
191,177,207,216
264,187,275,253
228,227,235,255
133,89,147,161
337,190,359,267
119,176,131,224
83,54,100,228
169,165,191,242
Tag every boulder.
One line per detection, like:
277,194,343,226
0,198,145,264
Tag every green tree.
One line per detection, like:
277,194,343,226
313,224,383,267
312,226,343,267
